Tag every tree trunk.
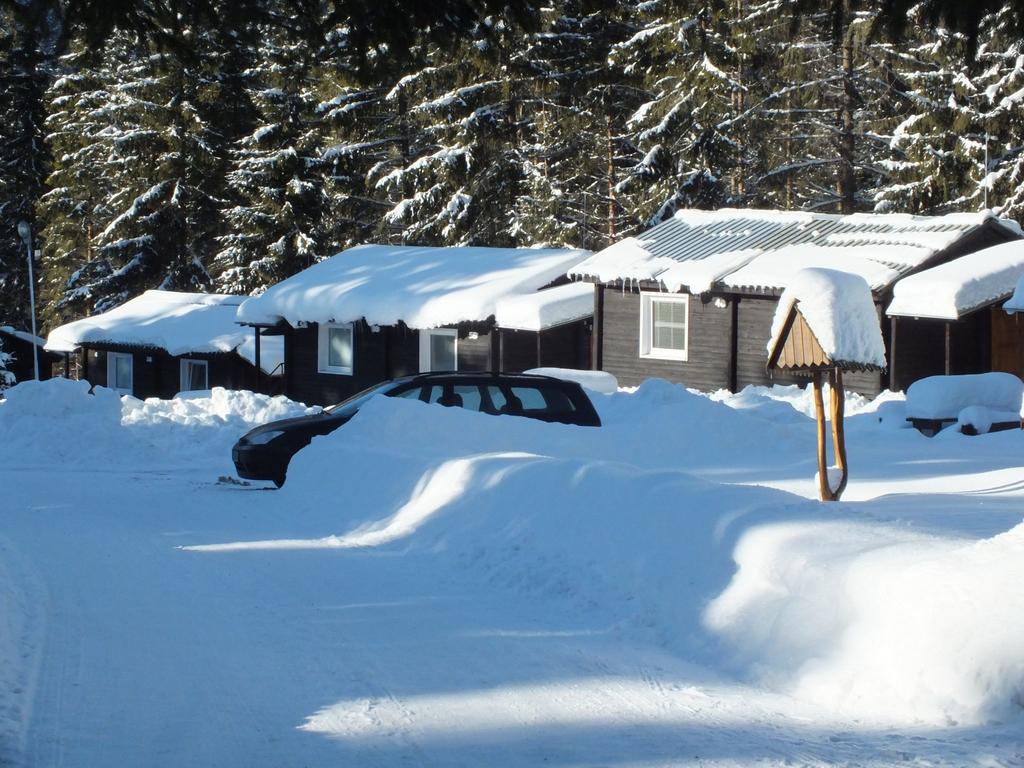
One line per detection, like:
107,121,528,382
837,0,857,214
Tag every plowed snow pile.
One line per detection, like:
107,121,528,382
0,378,314,470
200,388,1024,727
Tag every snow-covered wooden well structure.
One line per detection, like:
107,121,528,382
766,268,886,501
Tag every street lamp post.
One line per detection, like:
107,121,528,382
16,220,39,381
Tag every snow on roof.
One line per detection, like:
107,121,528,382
570,208,1022,293
493,281,593,331
236,244,592,329
768,268,886,368
887,240,1024,320
0,326,46,347
1003,275,1024,314
45,290,284,374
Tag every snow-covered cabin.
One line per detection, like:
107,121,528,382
885,240,1024,385
570,208,1022,395
236,244,594,406
45,291,284,398
0,326,61,384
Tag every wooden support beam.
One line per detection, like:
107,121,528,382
944,321,951,375
254,326,262,394
829,368,848,500
889,317,897,391
813,371,830,502
592,284,604,370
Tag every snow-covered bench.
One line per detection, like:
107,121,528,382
904,372,1024,436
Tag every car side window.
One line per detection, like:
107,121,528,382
486,386,507,412
453,385,483,412
390,386,424,400
511,386,547,412
425,385,444,404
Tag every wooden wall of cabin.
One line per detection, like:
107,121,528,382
991,309,1024,379
599,287,733,390
598,288,882,395
497,320,592,372
889,312,992,392
285,321,406,406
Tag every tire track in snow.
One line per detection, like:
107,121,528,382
0,536,48,768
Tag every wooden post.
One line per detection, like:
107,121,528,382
254,326,262,394
829,368,848,500
889,317,897,391
536,330,542,368
944,322,951,375
592,284,604,370
813,371,830,502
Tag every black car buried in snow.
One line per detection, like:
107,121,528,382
232,371,602,487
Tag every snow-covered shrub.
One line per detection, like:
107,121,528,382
0,340,14,390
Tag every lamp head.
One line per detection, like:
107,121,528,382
16,220,31,245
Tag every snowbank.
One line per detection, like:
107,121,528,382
706,520,1024,725
225,392,1024,726
236,244,591,329
767,268,886,368
905,372,1024,419
887,240,1024,320
0,378,312,471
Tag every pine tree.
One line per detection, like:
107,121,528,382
214,24,332,295
0,5,50,327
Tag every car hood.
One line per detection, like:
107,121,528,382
238,410,346,443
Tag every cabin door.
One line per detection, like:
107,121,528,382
991,308,1024,379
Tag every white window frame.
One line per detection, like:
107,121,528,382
317,322,354,375
639,292,689,362
179,358,209,392
419,328,458,372
106,351,134,394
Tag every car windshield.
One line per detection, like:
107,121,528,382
322,381,401,416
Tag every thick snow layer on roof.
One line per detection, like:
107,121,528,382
569,208,1021,293
0,326,45,347
494,281,593,331
1003,274,1024,314
887,241,1024,319
45,290,283,374
905,372,1024,419
724,244,901,292
768,268,886,368
237,244,591,329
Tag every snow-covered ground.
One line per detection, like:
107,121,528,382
1,377,1021,766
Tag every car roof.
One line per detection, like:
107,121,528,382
401,371,572,386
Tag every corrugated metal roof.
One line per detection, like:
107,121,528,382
571,209,1022,293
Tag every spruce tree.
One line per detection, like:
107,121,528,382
0,5,50,327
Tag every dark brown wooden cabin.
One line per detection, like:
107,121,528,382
575,210,1021,396
0,327,61,384
269,317,591,408
236,245,595,407
78,342,272,399
885,243,1024,390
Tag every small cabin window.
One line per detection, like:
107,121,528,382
318,322,354,375
419,329,458,372
639,292,689,361
107,351,133,394
179,359,209,392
